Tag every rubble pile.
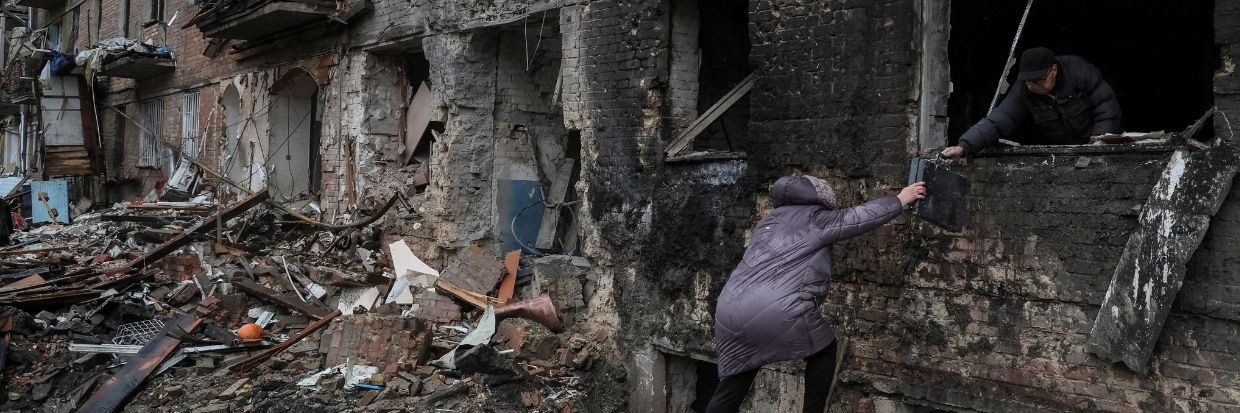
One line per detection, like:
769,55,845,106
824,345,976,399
0,188,605,412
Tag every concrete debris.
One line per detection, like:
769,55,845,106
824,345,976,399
432,303,498,370
0,181,600,412
1088,146,1240,372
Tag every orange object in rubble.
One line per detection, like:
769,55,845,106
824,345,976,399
237,323,264,340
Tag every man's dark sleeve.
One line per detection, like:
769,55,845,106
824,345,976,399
958,86,1027,156
1079,60,1122,135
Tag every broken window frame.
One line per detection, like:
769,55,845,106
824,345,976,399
663,0,752,157
968,142,1179,158
935,0,1219,150
136,99,162,168
147,0,164,25
65,9,79,53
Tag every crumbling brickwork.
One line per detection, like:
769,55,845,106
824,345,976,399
422,31,499,246
19,0,1240,411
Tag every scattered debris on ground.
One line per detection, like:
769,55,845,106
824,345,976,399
0,186,605,412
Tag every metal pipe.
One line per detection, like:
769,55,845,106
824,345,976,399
18,106,25,173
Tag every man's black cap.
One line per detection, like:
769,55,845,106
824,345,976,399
1017,47,1056,81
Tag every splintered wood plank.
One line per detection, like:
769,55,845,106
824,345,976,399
665,72,754,157
123,190,268,273
232,278,330,320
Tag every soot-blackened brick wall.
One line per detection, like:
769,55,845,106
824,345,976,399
643,1,1240,411
832,154,1169,412
748,0,917,181
571,0,664,254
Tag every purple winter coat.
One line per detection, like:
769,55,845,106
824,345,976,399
713,176,903,378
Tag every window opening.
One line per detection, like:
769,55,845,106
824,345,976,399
946,0,1220,146
668,0,750,153
149,0,164,23
136,99,162,168
181,91,200,161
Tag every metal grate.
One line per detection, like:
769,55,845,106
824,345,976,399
112,319,165,345
181,91,201,160
137,99,164,168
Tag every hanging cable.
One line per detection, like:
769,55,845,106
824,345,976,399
987,0,1036,113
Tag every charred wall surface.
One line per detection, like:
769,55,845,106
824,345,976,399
747,0,917,180
835,154,1163,411
31,0,1240,410
610,0,1240,412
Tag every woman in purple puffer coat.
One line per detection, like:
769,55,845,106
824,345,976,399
708,175,926,412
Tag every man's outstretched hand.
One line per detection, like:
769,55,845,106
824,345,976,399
940,146,965,159
898,181,927,207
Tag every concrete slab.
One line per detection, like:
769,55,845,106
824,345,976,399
1087,146,1240,372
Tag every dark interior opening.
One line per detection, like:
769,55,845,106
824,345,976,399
403,53,435,167
405,53,431,87
309,91,322,194
694,0,751,152
690,359,719,412
946,0,1219,145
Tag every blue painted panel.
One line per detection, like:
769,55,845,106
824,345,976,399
30,179,70,224
0,177,23,198
495,179,543,254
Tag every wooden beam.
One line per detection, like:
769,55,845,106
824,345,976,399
664,73,754,157
124,190,268,273
0,246,66,256
0,289,100,306
99,215,174,226
433,279,494,310
232,278,330,320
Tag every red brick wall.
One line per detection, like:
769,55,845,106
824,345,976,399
42,0,343,201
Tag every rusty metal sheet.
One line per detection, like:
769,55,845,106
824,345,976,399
77,315,202,413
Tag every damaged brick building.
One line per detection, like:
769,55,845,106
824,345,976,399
0,0,1238,411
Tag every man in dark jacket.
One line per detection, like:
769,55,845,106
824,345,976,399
707,175,926,413
941,47,1122,158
